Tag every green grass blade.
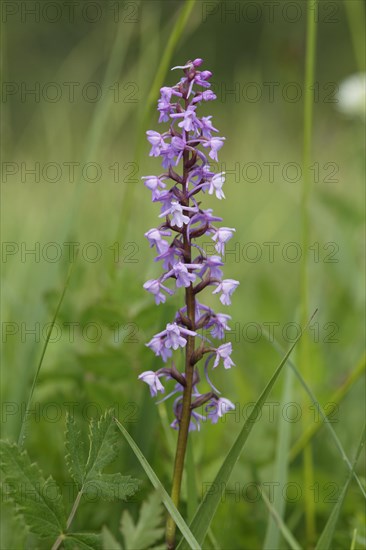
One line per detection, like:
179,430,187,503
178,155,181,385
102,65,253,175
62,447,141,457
315,424,366,550
300,0,318,541
66,17,135,236
115,0,198,251
177,311,317,549
350,528,358,550
262,333,366,501
113,418,200,550
143,0,197,139
18,258,77,448
261,489,302,550
344,0,366,72
263,366,294,549
207,529,221,550
290,354,366,462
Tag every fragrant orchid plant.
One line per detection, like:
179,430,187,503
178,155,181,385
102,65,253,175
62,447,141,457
139,58,239,548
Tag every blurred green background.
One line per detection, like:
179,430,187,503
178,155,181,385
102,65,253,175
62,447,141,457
1,0,365,548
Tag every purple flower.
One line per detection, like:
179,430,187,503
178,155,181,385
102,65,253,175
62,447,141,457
200,116,218,138
165,322,196,350
208,313,232,339
171,136,186,163
146,335,172,362
156,246,181,269
194,70,212,88
159,200,196,228
145,228,171,254
138,371,165,397
142,176,166,200
202,137,226,161
213,342,235,369
208,172,226,200
171,409,206,431
206,397,235,424
198,255,223,279
213,279,240,305
171,105,201,133
212,227,236,255
192,90,217,103
143,279,174,305
146,130,166,157
171,396,206,431
158,87,182,122
165,262,200,288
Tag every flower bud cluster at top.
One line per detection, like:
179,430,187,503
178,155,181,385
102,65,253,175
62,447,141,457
138,59,239,430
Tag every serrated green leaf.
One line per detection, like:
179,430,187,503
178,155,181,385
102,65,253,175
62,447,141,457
0,440,65,539
85,410,119,479
83,473,140,501
120,491,165,550
64,532,102,550
102,526,122,550
65,414,87,485
66,410,140,505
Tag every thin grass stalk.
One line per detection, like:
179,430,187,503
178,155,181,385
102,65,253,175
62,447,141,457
300,0,318,543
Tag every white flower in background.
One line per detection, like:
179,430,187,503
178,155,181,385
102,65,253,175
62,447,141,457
336,73,366,117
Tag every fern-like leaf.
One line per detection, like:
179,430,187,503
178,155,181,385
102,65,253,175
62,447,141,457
84,473,141,501
65,410,140,502
102,526,122,550
63,532,102,549
65,414,87,485
85,410,120,477
120,491,165,550
0,440,65,539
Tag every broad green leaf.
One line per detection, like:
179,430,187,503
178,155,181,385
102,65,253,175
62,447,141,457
64,532,102,550
0,440,65,539
120,491,165,550
83,473,140,501
65,414,87,485
177,312,315,550
261,489,302,550
315,424,366,550
114,418,200,550
102,526,122,550
264,367,294,549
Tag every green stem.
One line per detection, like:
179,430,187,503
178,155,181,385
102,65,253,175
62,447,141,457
51,489,84,550
166,148,196,549
300,0,318,545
